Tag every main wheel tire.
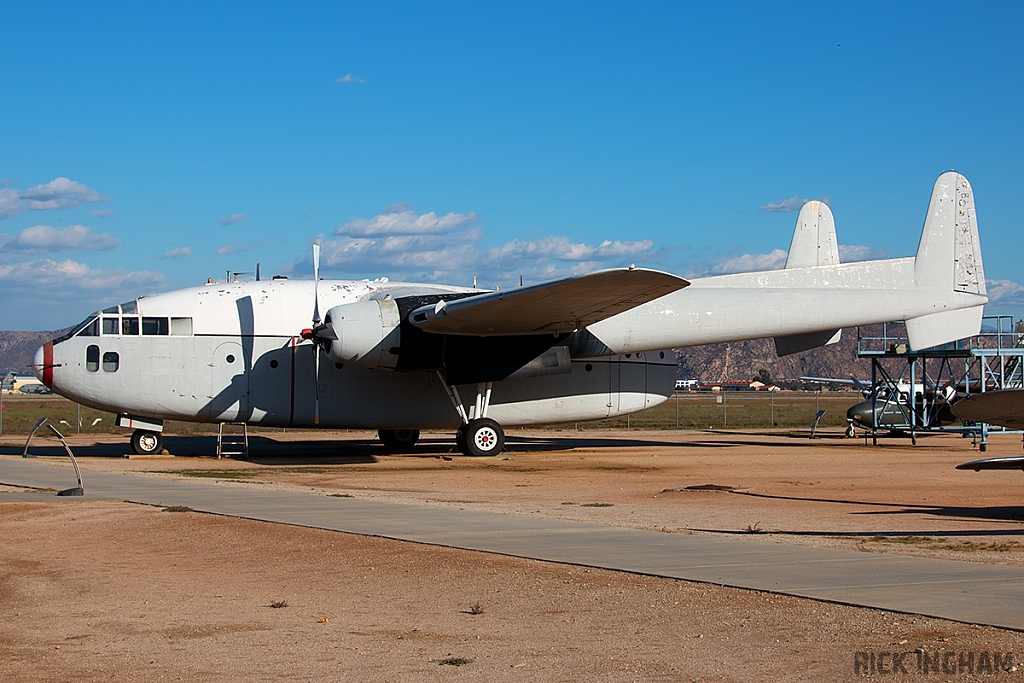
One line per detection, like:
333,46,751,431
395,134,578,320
454,424,468,454
460,418,505,457
378,428,420,449
131,430,163,455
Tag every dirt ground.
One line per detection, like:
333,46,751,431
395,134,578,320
2,427,1024,680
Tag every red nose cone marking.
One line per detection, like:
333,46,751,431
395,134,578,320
42,342,54,389
300,328,314,340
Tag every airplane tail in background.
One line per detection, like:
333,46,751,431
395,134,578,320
774,200,842,356
784,200,839,268
905,172,987,349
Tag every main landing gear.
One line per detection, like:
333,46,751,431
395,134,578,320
378,429,421,449
130,429,163,455
439,374,505,456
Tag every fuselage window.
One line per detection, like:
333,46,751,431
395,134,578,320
86,345,100,372
122,317,140,335
102,351,119,372
77,318,99,337
170,317,193,336
142,317,169,335
102,317,119,335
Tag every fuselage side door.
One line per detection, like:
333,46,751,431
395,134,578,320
210,341,248,422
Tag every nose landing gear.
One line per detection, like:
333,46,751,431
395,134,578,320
130,429,163,455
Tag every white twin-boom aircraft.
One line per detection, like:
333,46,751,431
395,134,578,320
32,172,987,456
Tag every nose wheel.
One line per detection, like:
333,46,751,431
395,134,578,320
131,429,163,455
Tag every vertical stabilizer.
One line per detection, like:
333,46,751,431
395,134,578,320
785,200,839,268
915,172,986,295
775,200,841,356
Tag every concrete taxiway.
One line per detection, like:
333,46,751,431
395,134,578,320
3,454,1023,631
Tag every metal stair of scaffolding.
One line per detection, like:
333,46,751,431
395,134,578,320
216,422,249,459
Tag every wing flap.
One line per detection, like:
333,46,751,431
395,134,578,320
409,268,689,336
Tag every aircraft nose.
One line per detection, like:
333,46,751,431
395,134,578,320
31,342,54,388
847,402,872,428
31,345,45,381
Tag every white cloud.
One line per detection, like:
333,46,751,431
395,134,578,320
158,246,192,260
0,224,120,253
485,236,652,262
0,259,167,328
838,244,890,262
216,240,267,255
306,206,659,287
335,73,365,84
760,196,831,213
0,188,22,220
708,248,788,274
985,279,1024,310
0,178,110,221
90,209,116,218
19,177,108,211
220,213,248,226
0,258,165,292
336,207,478,237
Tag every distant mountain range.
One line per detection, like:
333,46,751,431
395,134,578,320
0,330,62,376
2,326,884,384
676,328,875,385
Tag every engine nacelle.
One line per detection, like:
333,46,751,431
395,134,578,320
323,299,401,370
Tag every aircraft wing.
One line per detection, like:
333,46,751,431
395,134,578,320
800,376,871,390
950,389,1024,430
409,268,689,336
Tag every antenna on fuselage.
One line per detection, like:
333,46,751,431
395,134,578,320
256,263,261,281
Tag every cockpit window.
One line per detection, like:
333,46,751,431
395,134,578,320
102,317,119,335
102,305,120,314
122,317,140,335
76,318,99,338
170,317,193,336
142,317,169,335
120,300,138,315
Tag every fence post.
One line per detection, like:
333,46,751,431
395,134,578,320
723,393,727,427
770,391,774,426
675,391,679,429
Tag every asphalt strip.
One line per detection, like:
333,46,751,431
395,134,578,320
2,455,1023,631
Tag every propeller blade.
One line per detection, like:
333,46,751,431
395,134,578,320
313,342,320,425
312,241,322,326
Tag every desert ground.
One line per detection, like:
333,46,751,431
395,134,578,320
2,427,1023,681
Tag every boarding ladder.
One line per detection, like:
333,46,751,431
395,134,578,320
216,422,249,459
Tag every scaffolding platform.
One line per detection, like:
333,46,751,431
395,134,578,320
855,316,1024,450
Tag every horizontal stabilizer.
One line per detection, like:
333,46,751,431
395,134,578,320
774,329,840,357
410,268,689,336
905,305,983,350
956,456,1024,471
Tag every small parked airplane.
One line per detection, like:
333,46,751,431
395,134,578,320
801,376,958,436
32,172,988,456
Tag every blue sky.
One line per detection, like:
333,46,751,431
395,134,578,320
2,1,1022,330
